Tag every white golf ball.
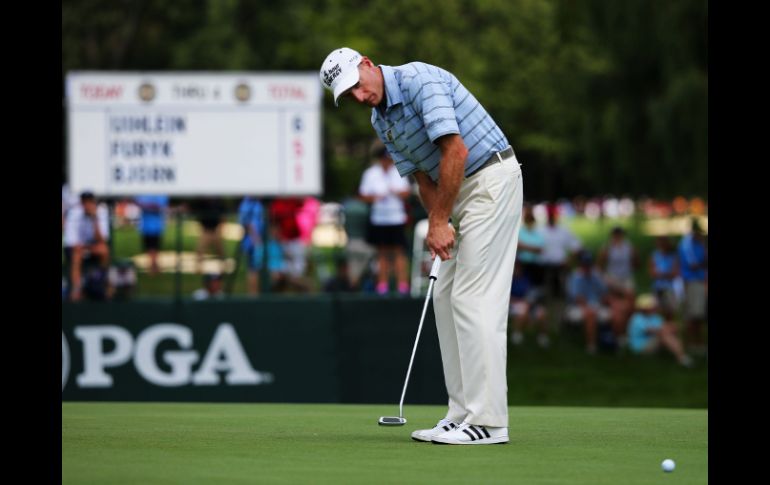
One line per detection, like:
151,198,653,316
661,459,675,472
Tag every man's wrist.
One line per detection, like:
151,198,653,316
428,213,449,226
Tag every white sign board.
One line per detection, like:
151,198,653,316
66,72,322,196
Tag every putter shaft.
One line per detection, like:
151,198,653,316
397,257,442,418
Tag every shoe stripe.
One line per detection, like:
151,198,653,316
480,426,491,438
450,423,456,429
442,425,449,431
461,429,477,441
468,426,484,440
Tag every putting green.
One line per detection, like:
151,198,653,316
63,402,707,484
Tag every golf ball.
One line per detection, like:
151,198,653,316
661,459,675,472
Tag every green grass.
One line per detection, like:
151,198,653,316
62,402,707,484
506,332,708,408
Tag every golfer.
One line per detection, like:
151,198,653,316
321,48,523,445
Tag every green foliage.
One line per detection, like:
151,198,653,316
62,0,707,200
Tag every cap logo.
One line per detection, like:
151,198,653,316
323,64,342,87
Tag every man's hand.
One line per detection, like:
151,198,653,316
427,222,455,261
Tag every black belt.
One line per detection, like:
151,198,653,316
465,146,514,179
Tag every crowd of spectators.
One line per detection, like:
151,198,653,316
62,180,707,364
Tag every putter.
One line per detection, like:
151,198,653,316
378,256,442,426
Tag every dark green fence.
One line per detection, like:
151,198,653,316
62,296,446,404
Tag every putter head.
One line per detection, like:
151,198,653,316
378,416,406,426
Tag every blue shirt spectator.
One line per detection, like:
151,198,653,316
510,270,531,299
518,223,545,264
238,197,265,295
651,248,678,292
567,267,607,305
628,312,664,353
134,195,169,236
238,197,265,252
678,233,707,281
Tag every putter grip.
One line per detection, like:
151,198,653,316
429,257,442,280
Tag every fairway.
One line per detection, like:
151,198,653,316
62,403,707,484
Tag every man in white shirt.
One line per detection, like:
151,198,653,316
358,142,412,295
63,191,110,301
540,204,581,300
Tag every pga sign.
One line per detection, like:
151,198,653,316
62,323,274,390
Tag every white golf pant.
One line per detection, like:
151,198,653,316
433,153,523,428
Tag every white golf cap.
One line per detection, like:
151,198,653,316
319,47,362,106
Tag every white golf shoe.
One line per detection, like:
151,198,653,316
411,418,461,442
431,422,509,445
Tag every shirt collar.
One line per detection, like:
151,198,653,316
379,65,403,112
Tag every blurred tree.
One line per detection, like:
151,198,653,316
577,0,708,199
62,0,707,200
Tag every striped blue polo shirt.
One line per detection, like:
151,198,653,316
371,62,509,182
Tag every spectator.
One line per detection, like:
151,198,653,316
358,142,411,296
323,256,356,293
342,196,378,290
597,226,639,344
517,203,546,289
192,197,226,273
61,183,79,231
264,221,309,293
565,250,610,354
238,196,265,295
192,272,225,301
134,194,169,276
296,196,321,246
63,191,111,302
270,197,309,288
509,261,549,348
649,235,680,317
541,203,582,300
678,217,708,354
628,294,693,367
107,260,137,301
598,226,638,293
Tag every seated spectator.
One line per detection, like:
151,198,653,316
63,191,111,302
262,223,294,293
323,256,356,293
192,273,225,301
517,203,546,289
598,226,638,292
61,183,79,231
628,294,693,367
270,197,311,291
509,262,549,348
108,260,137,301
598,226,639,344
649,235,680,317
252,222,308,294
565,250,611,354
